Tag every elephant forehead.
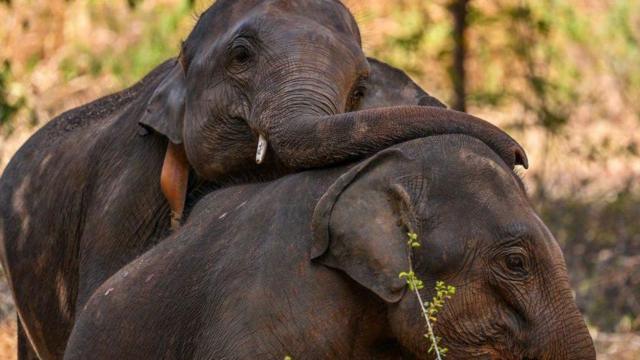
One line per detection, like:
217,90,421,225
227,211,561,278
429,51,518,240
252,4,362,58
265,0,360,39
455,147,524,196
408,143,530,229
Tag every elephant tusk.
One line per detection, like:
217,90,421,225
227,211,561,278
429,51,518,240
256,134,268,164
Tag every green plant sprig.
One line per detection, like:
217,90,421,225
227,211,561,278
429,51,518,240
399,232,456,359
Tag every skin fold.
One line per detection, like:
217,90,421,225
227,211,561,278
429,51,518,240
64,135,594,360
0,1,527,358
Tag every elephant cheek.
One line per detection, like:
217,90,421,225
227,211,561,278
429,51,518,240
183,129,260,180
182,135,220,180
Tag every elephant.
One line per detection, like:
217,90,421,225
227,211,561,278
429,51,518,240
62,135,594,360
0,0,528,358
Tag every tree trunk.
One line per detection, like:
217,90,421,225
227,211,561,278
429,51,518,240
449,0,470,112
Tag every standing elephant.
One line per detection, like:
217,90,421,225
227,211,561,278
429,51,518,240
64,135,593,360
0,0,527,358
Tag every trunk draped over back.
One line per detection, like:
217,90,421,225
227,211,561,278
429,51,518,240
268,105,528,170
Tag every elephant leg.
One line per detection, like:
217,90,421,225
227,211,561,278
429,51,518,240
18,320,39,360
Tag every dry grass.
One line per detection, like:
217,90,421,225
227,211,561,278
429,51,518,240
0,318,17,360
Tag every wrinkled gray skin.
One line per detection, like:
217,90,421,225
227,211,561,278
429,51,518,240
64,136,594,360
0,1,527,358
0,57,441,360
0,8,442,360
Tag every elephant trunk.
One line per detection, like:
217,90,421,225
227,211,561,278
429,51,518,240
264,105,528,170
550,318,595,360
544,305,595,359
535,281,596,360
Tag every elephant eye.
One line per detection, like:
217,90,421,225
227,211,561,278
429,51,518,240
352,86,366,100
226,36,256,74
506,254,525,272
231,45,252,64
346,77,368,112
502,250,529,279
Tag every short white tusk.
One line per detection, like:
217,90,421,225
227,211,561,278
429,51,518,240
256,134,268,164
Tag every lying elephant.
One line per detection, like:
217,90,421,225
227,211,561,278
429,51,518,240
0,1,528,358
64,135,592,360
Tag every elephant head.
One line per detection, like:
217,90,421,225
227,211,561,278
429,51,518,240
311,135,594,359
139,0,527,225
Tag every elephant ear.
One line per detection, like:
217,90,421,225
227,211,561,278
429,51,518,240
359,57,446,109
311,149,414,303
139,60,189,230
139,60,186,144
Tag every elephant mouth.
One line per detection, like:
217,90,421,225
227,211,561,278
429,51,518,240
229,115,269,164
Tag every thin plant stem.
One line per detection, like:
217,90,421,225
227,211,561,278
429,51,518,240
407,256,443,360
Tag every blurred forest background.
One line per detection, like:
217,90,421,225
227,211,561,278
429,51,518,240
0,0,639,358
